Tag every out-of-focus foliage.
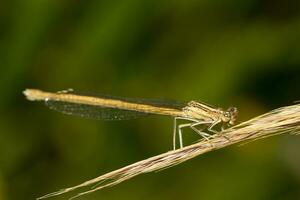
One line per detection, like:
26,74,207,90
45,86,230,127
0,0,300,199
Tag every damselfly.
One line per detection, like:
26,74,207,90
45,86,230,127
23,89,238,149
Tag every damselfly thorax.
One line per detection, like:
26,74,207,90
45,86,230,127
23,89,238,149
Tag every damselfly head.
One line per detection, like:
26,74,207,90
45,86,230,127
228,107,238,125
222,107,238,125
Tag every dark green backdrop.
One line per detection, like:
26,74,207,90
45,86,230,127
1,0,300,199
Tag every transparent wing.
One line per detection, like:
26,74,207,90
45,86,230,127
45,94,185,120
45,100,150,120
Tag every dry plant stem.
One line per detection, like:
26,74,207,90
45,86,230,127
38,104,300,200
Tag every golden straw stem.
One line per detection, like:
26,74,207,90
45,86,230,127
36,103,300,200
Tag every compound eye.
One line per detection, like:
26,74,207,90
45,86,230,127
229,107,238,114
224,112,230,118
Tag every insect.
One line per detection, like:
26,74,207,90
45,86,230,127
23,89,238,149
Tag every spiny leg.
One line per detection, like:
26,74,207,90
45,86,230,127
190,126,211,141
173,117,177,150
190,127,215,148
207,119,221,134
173,117,199,150
178,122,194,148
190,121,213,138
190,121,215,147
208,119,230,141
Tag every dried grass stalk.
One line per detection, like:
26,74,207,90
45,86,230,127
38,103,300,200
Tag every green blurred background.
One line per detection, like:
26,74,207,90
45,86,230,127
1,0,300,199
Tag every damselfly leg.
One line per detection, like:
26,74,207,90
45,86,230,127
173,117,217,150
208,120,231,142
207,119,221,134
173,117,199,149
